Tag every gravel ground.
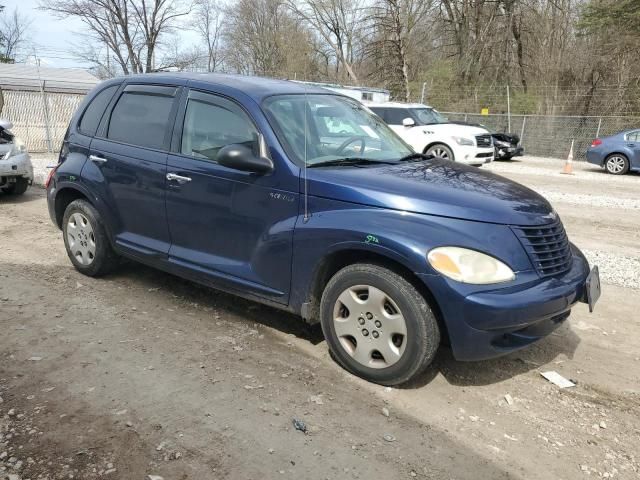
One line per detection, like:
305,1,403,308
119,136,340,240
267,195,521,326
532,189,640,210
488,156,640,184
582,250,640,290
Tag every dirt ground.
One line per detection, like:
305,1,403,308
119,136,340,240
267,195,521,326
1,158,639,480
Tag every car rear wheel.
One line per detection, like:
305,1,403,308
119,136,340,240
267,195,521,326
425,143,454,161
62,199,119,277
605,154,629,175
1,177,29,195
320,263,440,386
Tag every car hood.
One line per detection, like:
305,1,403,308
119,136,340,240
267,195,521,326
306,158,555,226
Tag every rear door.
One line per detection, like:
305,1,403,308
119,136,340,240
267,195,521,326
83,84,180,258
164,89,298,303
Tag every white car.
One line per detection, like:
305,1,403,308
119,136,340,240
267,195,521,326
0,119,32,195
367,102,494,166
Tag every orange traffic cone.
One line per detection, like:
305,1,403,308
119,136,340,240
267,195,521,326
561,140,574,175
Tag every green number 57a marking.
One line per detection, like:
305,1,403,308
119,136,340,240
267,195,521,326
365,234,379,244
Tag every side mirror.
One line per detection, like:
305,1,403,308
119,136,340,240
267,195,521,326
402,117,415,127
216,144,273,174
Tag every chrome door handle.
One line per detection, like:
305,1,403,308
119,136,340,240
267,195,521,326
89,155,107,163
166,172,192,184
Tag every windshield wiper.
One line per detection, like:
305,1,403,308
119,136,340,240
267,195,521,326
307,157,398,168
398,153,433,162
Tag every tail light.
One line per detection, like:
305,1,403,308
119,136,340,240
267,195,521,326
591,139,602,147
44,164,59,189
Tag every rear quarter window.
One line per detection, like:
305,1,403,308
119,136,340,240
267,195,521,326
78,85,119,136
626,131,640,142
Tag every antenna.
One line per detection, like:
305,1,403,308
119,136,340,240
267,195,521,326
303,84,310,222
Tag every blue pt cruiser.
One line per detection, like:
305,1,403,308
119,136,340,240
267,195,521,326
46,74,600,385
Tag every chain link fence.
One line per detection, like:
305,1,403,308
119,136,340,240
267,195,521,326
442,112,640,160
1,88,85,153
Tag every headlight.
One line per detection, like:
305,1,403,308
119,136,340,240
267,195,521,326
427,247,515,284
3,137,26,160
495,140,510,148
452,136,474,146
13,137,26,154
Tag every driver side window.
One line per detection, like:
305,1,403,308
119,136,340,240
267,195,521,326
181,93,259,162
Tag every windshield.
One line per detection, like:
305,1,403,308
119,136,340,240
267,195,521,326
263,94,413,167
410,108,448,125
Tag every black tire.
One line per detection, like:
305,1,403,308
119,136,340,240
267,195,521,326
604,154,629,175
320,263,440,386
2,177,29,195
62,199,119,277
425,143,455,161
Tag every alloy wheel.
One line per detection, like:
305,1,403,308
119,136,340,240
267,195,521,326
606,156,626,174
332,285,407,369
429,147,450,160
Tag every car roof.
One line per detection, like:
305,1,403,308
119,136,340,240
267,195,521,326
364,101,433,109
117,72,332,102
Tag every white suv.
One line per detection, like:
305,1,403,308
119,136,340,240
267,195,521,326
367,103,494,166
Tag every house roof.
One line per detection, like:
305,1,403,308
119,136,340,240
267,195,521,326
0,63,99,93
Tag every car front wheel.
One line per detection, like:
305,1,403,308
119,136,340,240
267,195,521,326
605,154,629,175
425,143,454,161
320,263,440,386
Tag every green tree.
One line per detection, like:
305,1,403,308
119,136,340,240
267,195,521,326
579,0,640,35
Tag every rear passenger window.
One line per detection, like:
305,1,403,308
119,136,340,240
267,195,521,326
107,89,175,150
79,85,118,136
627,131,640,142
385,109,412,125
369,107,386,121
180,93,259,162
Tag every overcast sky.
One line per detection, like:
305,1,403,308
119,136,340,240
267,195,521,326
5,0,89,68
5,0,199,70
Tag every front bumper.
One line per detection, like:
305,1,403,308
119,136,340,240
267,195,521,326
0,152,33,181
419,246,592,361
452,144,494,165
495,145,524,159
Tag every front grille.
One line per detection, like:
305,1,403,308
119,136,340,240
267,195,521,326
475,134,492,148
512,219,573,277
475,152,493,158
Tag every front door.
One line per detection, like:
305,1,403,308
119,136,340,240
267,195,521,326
84,84,180,258
164,90,298,303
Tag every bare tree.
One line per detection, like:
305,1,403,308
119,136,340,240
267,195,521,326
223,0,319,79
0,7,32,63
284,0,364,83
39,0,191,74
223,0,286,76
192,0,224,72
367,0,433,100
